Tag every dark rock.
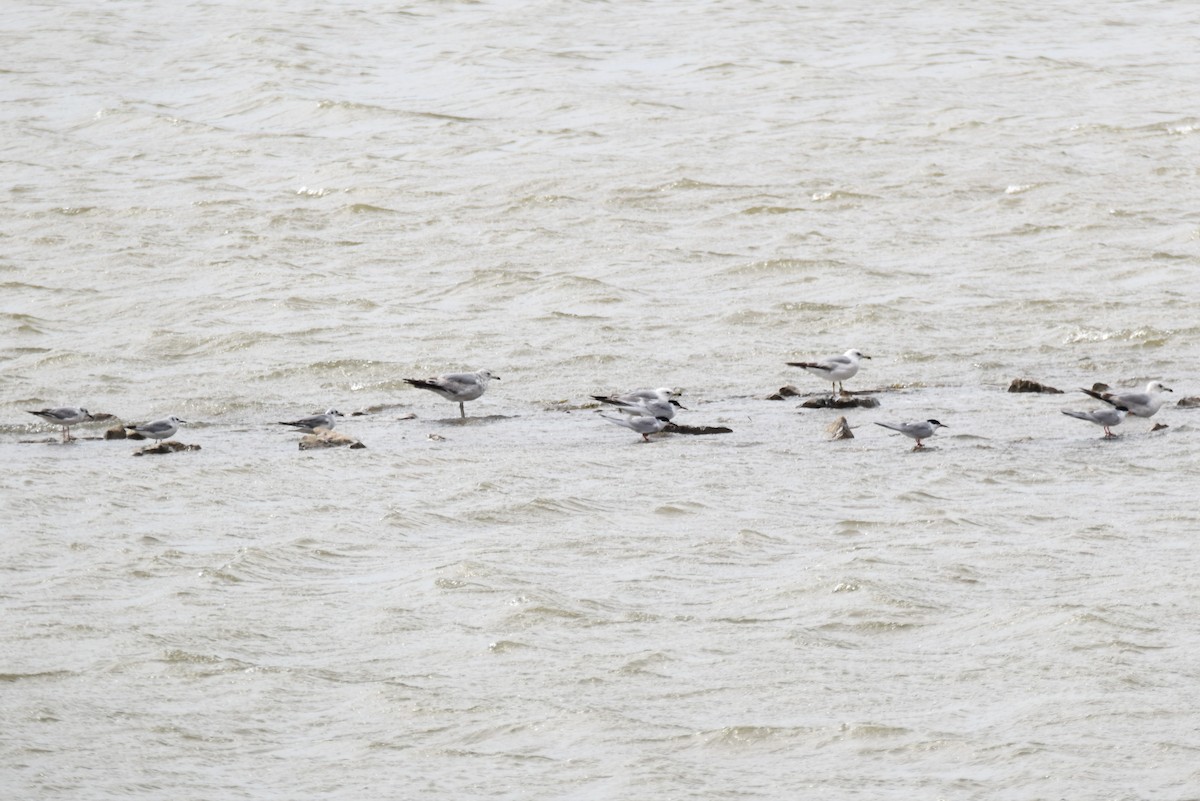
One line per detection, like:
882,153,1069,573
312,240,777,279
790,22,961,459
1007,378,1062,394
1176,396,1200,408
767,385,803,400
104,425,128,440
299,430,366,450
800,395,880,409
133,440,200,456
1151,423,1169,431
664,422,732,435
827,416,854,440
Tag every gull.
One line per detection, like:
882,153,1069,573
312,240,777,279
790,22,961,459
278,408,343,434
1062,406,1128,439
591,392,686,421
404,369,499,418
126,416,187,442
27,407,94,442
599,413,672,442
875,419,946,449
1080,381,1172,425
787,349,871,394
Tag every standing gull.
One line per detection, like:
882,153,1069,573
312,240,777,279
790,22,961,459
875,419,946,450
278,408,343,434
404,369,499,418
1080,381,1172,427
27,407,94,442
1062,406,1128,439
599,413,672,442
787,349,871,394
126,416,187,442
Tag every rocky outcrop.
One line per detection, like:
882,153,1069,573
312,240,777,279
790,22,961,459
133,440,200,456
299,430,366,450
800,395,880,409
827,416,854,440
1008,378,1062,394
664,422,733,435
1176,396,1200,408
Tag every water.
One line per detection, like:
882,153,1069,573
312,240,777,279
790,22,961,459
3,1,1199,798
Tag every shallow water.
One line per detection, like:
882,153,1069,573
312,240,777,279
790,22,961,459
3,1,1199,798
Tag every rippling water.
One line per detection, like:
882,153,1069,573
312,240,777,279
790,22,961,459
3,1,1199,798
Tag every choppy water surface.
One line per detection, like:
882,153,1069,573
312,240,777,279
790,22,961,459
3,1,1199,798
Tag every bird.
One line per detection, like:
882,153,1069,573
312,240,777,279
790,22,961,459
1062,406,1128,439
125,416,187,442
599,413,672,442
278,408,343,434
1079,381,1172,426
591,391,686,421
875,419,946,449
787,349,871,394
403,369,499,418
27,407,94,442
596,387,678,404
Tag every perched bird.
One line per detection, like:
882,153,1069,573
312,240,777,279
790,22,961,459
27,407,94,442
1080,381,1172,426
278,408,343,434
404,369,499,418
126,416,187,442
787,349,871,394
875,419,947,449
599,413,672,442
1062,406,1128,439
591,392,686,421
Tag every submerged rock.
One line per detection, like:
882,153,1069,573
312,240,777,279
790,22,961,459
664,422,733,435
1175,396,1200,408
133,440,200,456
827,416,854,440
1008,378,1062,394
299,430,366,450
766,385,804,400
800,394,880,409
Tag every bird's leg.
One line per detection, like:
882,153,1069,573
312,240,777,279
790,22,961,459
459,402,466,418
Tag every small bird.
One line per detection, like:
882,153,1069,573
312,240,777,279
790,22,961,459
787,349,871,394
27,407,94,442
1062,406,1128,438
278,408,343,434
126,416,187,442
591,392,686,421
1080,381,1172,426
599,413,672,442
404,369,499,418
875,419,947,449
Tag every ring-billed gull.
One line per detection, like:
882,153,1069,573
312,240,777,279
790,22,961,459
787,349,870,394
875,419,946,449
1080,381,1171,426
278,408,343,433
27,407,94,442
1062,406,1128,439
404,369,499,418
